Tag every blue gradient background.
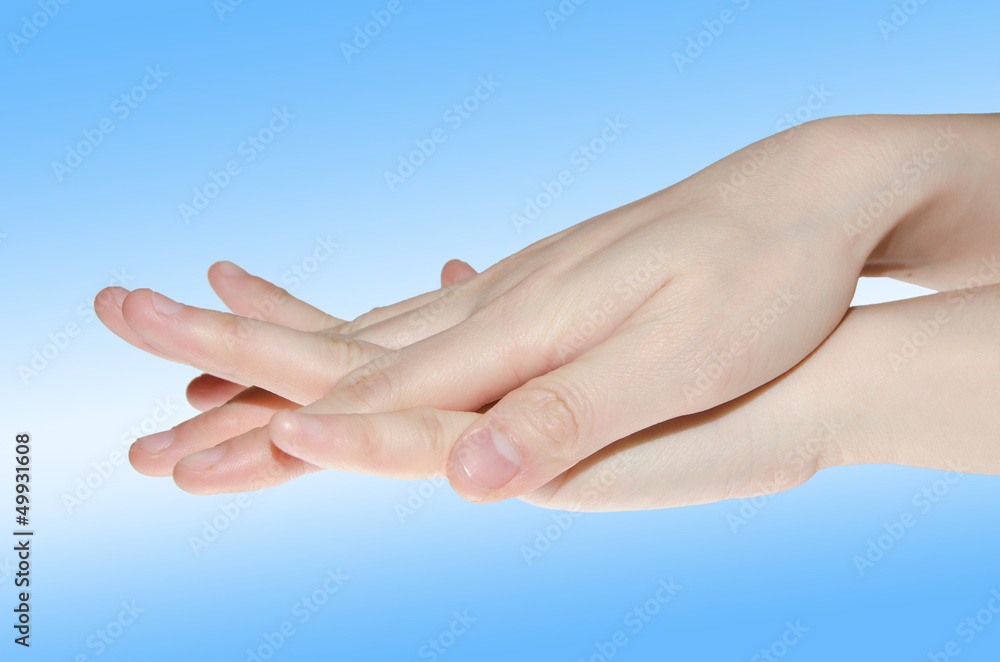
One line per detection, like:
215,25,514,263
3,0,999,659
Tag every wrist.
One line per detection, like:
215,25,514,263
849,113,1000,288
819,285,1000,474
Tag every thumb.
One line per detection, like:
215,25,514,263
444,331,668,503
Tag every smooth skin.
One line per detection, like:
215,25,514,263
96,113,1000,510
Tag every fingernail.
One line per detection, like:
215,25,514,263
177,444,226,470
273,410,322,444
152,291,184,315
289,412,323,439
454,428,520,491
95,286,129,309
108,287,129,307
216,261,248,277
136,429,174,454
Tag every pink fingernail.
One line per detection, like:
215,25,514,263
290,412,323,439
216,261,248,277
152,292,184,315
177,444,226,470
274,410,323,443
108,287,129,307
454,428,520,491
136,429,175,453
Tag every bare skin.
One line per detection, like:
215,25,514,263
96,114,1000,510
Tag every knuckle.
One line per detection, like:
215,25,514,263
191,405,239,443
515,379,589,452
338,305,390,336
217,313,254,358
344,360,395,412
350,417,382,471
414,408,448,451
316,337,367,380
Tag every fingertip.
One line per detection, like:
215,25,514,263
185,374,245,411
446,426,521,504
210,260,249,279
128,438,174,478
269,410,324,454
441,259,477,287
120,287,153,321
94,286,129,312
269,409,299,447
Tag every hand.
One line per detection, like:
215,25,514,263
95,258,477,484
95,118,1000,508
260,114,995,503
100,250,1000,512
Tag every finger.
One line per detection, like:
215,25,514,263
269,408,479,479
183,258,477,416
313,240,663,421
207,261,344,331
444,318,698,503
131,387,296,477
172,423,320,495
185,374,250,411
334,259,479,347
348,257,479,347
171,407,478,493
336,279,476,350
120,288,385,403
95,286,177,361
440,259,477,287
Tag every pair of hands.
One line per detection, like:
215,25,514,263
97,114,1000,511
